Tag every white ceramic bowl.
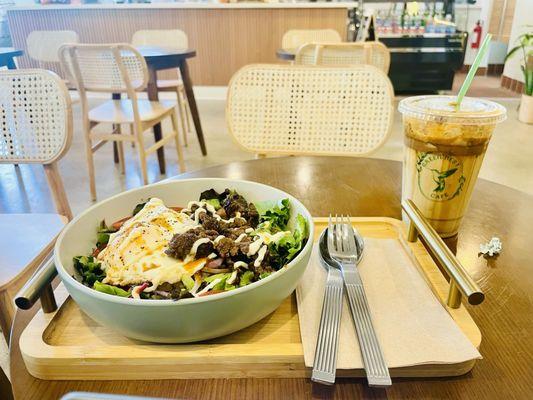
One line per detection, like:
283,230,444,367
55,178,314,343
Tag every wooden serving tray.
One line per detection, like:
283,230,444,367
20,218,481,380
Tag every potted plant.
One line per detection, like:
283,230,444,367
505,31,532,123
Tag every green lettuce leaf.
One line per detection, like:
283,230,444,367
93,281,130,297
181,274,195,291
202,198,221,210
239,270,255,287
259,272,271,280
254,198,290,232
132,201,148,216
268,214,309,268
73,255,106,287
96,220,117,247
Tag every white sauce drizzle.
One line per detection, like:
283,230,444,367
196,278,222,296
190,238,211,256
183,201,243,225
233,261,248,270
227,270,238,285
247,237,264,256
235,233,247,243
214,235,225,244
189,275,201,296
254,245,268,267
193,207,207,223
131,285,144,299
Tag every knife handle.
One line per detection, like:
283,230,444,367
345,281,392,387
311,268,344,385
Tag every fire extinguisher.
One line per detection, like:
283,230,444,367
472,20,482,49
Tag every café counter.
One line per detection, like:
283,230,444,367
6,2,352,86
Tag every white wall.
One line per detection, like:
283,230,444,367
455,0,494,67
503,0,532,82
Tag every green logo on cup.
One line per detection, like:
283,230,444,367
416,152,465,201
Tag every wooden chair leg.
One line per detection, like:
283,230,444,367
170,111,186,173
175,87,188,147
130,124,135,148
134,124,149,185
84,123,97,201
115,124,125,175
43,163,73,220
179,86,192,135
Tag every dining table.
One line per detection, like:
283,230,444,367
276,48,297,61
113,46,207,174
0,48,23,69
9,157,533,399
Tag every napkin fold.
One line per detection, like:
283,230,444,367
296,238,481,369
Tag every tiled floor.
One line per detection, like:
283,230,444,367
0,74,531,379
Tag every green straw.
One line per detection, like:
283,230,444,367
455,33,492,110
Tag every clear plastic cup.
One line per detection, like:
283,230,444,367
398,95,506,238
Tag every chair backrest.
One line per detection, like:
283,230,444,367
26,30,79,64
58,43,148,94
0,69,72,164
295,42,391,73
227,64,394,156
131,29,188,49
281,29,342,50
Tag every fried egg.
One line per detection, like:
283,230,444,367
97,198,205,291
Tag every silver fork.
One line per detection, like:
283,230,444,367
328,215,392,387
311,232,344,385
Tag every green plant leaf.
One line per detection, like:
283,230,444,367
504,45,522,62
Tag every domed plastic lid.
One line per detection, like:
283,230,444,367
398,95,507,125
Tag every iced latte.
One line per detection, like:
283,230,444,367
399,96,506,238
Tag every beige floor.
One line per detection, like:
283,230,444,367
0,88,532,380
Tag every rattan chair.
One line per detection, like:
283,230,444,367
0,69,73,219
26,30,80,82
131,29,192,146
59,43,185,201
0,69,72,346
281,29,342,50
295,42,391,73
226,64,394,157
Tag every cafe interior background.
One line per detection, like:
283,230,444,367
0,0,531,398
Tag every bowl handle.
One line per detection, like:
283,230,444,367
15,251,58,313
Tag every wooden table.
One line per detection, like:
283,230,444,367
9,157,533,399
0,48,23,69
113,46,207,174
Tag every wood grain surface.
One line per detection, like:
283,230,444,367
6,8,347,86
10,157,533,399
18,218,480,381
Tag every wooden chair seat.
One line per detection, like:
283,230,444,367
156,78,183,90
88,99,177,124
0,214,67,341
